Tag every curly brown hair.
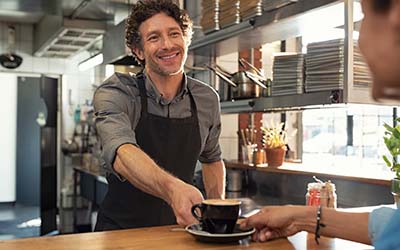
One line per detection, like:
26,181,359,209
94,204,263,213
125,0,193,65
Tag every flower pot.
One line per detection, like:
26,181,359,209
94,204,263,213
265,147,285,167
392,178,400,208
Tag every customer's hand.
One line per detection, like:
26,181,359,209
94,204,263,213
240,206,306,242
168,181,204,226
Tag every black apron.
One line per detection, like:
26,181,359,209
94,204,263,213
95,74,202,231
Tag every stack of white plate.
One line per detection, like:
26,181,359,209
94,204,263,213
240,0,263,20
305,39,345,92
354,44,372,88
305,39,373,92
219,0,240,29
201,0,220,33
272,53,305,96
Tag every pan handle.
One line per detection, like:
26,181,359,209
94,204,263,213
244,71,267,89
239,58,265,77
205,65,238,88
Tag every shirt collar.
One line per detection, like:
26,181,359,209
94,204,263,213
142,70,189,105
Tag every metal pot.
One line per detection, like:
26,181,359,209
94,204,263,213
206,64,267,99
226,169,242,192
230,71,262,99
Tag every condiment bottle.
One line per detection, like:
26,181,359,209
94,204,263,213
305,183,323,206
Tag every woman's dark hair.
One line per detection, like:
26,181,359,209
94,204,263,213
125,0,193,64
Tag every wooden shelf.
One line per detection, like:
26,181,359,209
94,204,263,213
224,160,392,186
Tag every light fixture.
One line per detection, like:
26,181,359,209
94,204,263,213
78,53,103,71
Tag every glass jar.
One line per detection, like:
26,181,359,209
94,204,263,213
324,182,337,208
305,183,323,206
306,182,337,208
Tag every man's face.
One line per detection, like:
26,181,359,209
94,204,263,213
359,0,400,100
134,12,188,77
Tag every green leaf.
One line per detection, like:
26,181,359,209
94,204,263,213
384,123,394,132
393,163,400,170
394,128,400,139
383,155,392,167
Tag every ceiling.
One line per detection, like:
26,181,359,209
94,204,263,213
0,0,137,58
0,0,134,23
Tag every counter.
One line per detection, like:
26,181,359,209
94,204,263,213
0,224,372,250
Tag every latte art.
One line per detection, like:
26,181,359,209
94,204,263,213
202,199,241,206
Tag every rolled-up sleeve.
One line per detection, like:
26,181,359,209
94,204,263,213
93,84,137,175
199,96,222,163
368,206,397,244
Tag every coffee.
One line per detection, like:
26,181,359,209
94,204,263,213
191,199,241,234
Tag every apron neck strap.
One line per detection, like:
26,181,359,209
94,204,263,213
137,73,198,116
137,73,148,113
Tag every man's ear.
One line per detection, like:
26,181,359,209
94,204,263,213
133,47,144,61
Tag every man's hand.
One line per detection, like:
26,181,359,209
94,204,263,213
240,206,305,242
167,181,204,226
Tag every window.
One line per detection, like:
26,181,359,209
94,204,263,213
302,104,396,177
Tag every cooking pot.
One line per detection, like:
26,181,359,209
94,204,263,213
207,64,267,99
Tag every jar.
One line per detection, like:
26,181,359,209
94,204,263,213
256,148,266,165
305,183,323,206
321,181,337,208
305,182,337,208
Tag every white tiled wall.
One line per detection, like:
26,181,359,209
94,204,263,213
261,41,280,79
216,52,239,160
220,114,238,160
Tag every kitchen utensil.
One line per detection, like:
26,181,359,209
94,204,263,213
206,65,237,88
207,64,266,99
239,58,265,77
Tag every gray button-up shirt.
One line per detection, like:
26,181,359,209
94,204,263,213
93,71,222,175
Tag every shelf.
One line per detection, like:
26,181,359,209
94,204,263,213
190,0,343,56
224,160,392,186
220,90,343,113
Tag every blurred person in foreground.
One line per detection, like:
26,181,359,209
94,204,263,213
93,0,225,231
240,0,400,249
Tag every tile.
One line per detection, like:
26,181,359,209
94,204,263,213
0,22,5,41
17,41,33,55
0,204,40,239
20,25,33,42
220,137,238,160
48,58,66,74
220,114,238,137
17,53,33,72
0,235,15,240
0,211,16,221
32,57,49,73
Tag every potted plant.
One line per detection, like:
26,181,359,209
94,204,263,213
382,118,400,207
261,122,287,167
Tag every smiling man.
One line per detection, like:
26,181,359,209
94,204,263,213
93,0,225,231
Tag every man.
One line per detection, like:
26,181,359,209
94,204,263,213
93,0,225,231
240,0,400,249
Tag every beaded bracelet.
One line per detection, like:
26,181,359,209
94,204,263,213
315,205,326,244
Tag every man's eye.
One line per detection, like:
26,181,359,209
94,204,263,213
170,32,180,37
148,36,158,41
372,0,391,13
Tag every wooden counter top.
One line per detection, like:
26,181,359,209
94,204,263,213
0,225,372,250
